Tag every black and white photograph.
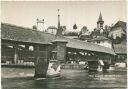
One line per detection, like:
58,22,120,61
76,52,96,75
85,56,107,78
1,1,127,89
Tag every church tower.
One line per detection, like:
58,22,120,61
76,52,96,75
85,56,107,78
97,12,104,29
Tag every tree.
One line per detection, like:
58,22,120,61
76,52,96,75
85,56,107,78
103,25,109,37
104,25,109,30
90,31,94,38
78,26,88,37
81,26,88,33
32,25,37,30
73,24,77,30
61,26,66,35
78,26,92,41
90,28,100,38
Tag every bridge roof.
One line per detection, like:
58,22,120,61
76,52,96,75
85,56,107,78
1,23,115,55
1,23,55,44
89,36,111,41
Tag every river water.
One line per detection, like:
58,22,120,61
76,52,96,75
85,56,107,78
1,68,127,89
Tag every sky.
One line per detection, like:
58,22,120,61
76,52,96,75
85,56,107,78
1,1,127,32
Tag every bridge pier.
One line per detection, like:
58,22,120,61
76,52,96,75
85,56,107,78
34,45,49,78
52,37,68,63
34,37,68,78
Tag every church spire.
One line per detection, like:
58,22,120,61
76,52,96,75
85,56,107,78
98,12,103,22
97,12,104,29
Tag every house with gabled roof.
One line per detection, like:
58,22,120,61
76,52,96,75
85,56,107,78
108,21,127,63
108,21,126,39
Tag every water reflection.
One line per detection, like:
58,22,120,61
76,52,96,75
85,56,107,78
2,68,127,89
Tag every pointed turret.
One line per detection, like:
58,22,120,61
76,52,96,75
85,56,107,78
98,12,103,22
97,12,104,29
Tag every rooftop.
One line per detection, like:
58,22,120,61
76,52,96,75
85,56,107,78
111,21,127,33
1,23,55,44
1,23,115,55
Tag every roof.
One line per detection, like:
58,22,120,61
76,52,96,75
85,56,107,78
1,23,55,44
79,34,91,40
113,40,127,54
63,37,115,55
1,23,115,55
52,36,68,43
111,21,126,33
97,12,104,23
47,26,57,29
89,36,111,41
64,36,78,39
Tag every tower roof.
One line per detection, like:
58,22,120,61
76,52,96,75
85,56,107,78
97,12,104,22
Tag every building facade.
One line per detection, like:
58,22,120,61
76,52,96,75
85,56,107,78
46,26,57,35
108,21,127,63
108,21,126,39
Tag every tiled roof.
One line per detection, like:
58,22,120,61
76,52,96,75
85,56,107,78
1,23,55,44
113,40,127,54
64,37,115,55
1,23,115,55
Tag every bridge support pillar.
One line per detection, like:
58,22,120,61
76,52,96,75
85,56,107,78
52,37,68,63
34,45,48,78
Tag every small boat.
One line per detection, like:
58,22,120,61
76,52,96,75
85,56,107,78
46,60,61,78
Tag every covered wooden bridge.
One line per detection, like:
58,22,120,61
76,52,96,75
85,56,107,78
1,23,115,78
